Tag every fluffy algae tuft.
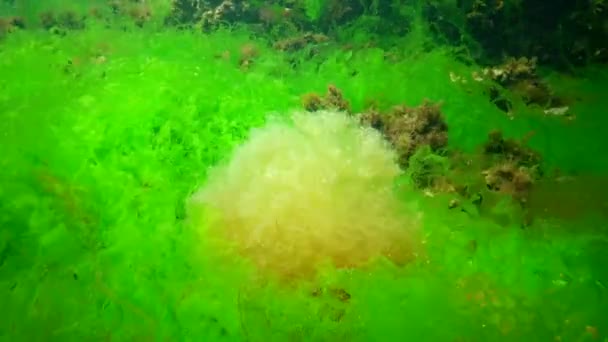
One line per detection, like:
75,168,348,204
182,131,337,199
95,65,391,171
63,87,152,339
191,110,421,281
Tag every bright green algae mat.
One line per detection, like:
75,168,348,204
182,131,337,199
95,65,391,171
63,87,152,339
1,26,608,341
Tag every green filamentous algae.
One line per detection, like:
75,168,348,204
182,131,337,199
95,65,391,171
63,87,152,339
1,1,607,341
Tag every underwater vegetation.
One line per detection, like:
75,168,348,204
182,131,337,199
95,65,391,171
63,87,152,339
191,110,420,281
1,0,608,341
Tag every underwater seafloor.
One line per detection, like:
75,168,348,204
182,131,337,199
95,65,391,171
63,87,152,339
1,2,608,341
